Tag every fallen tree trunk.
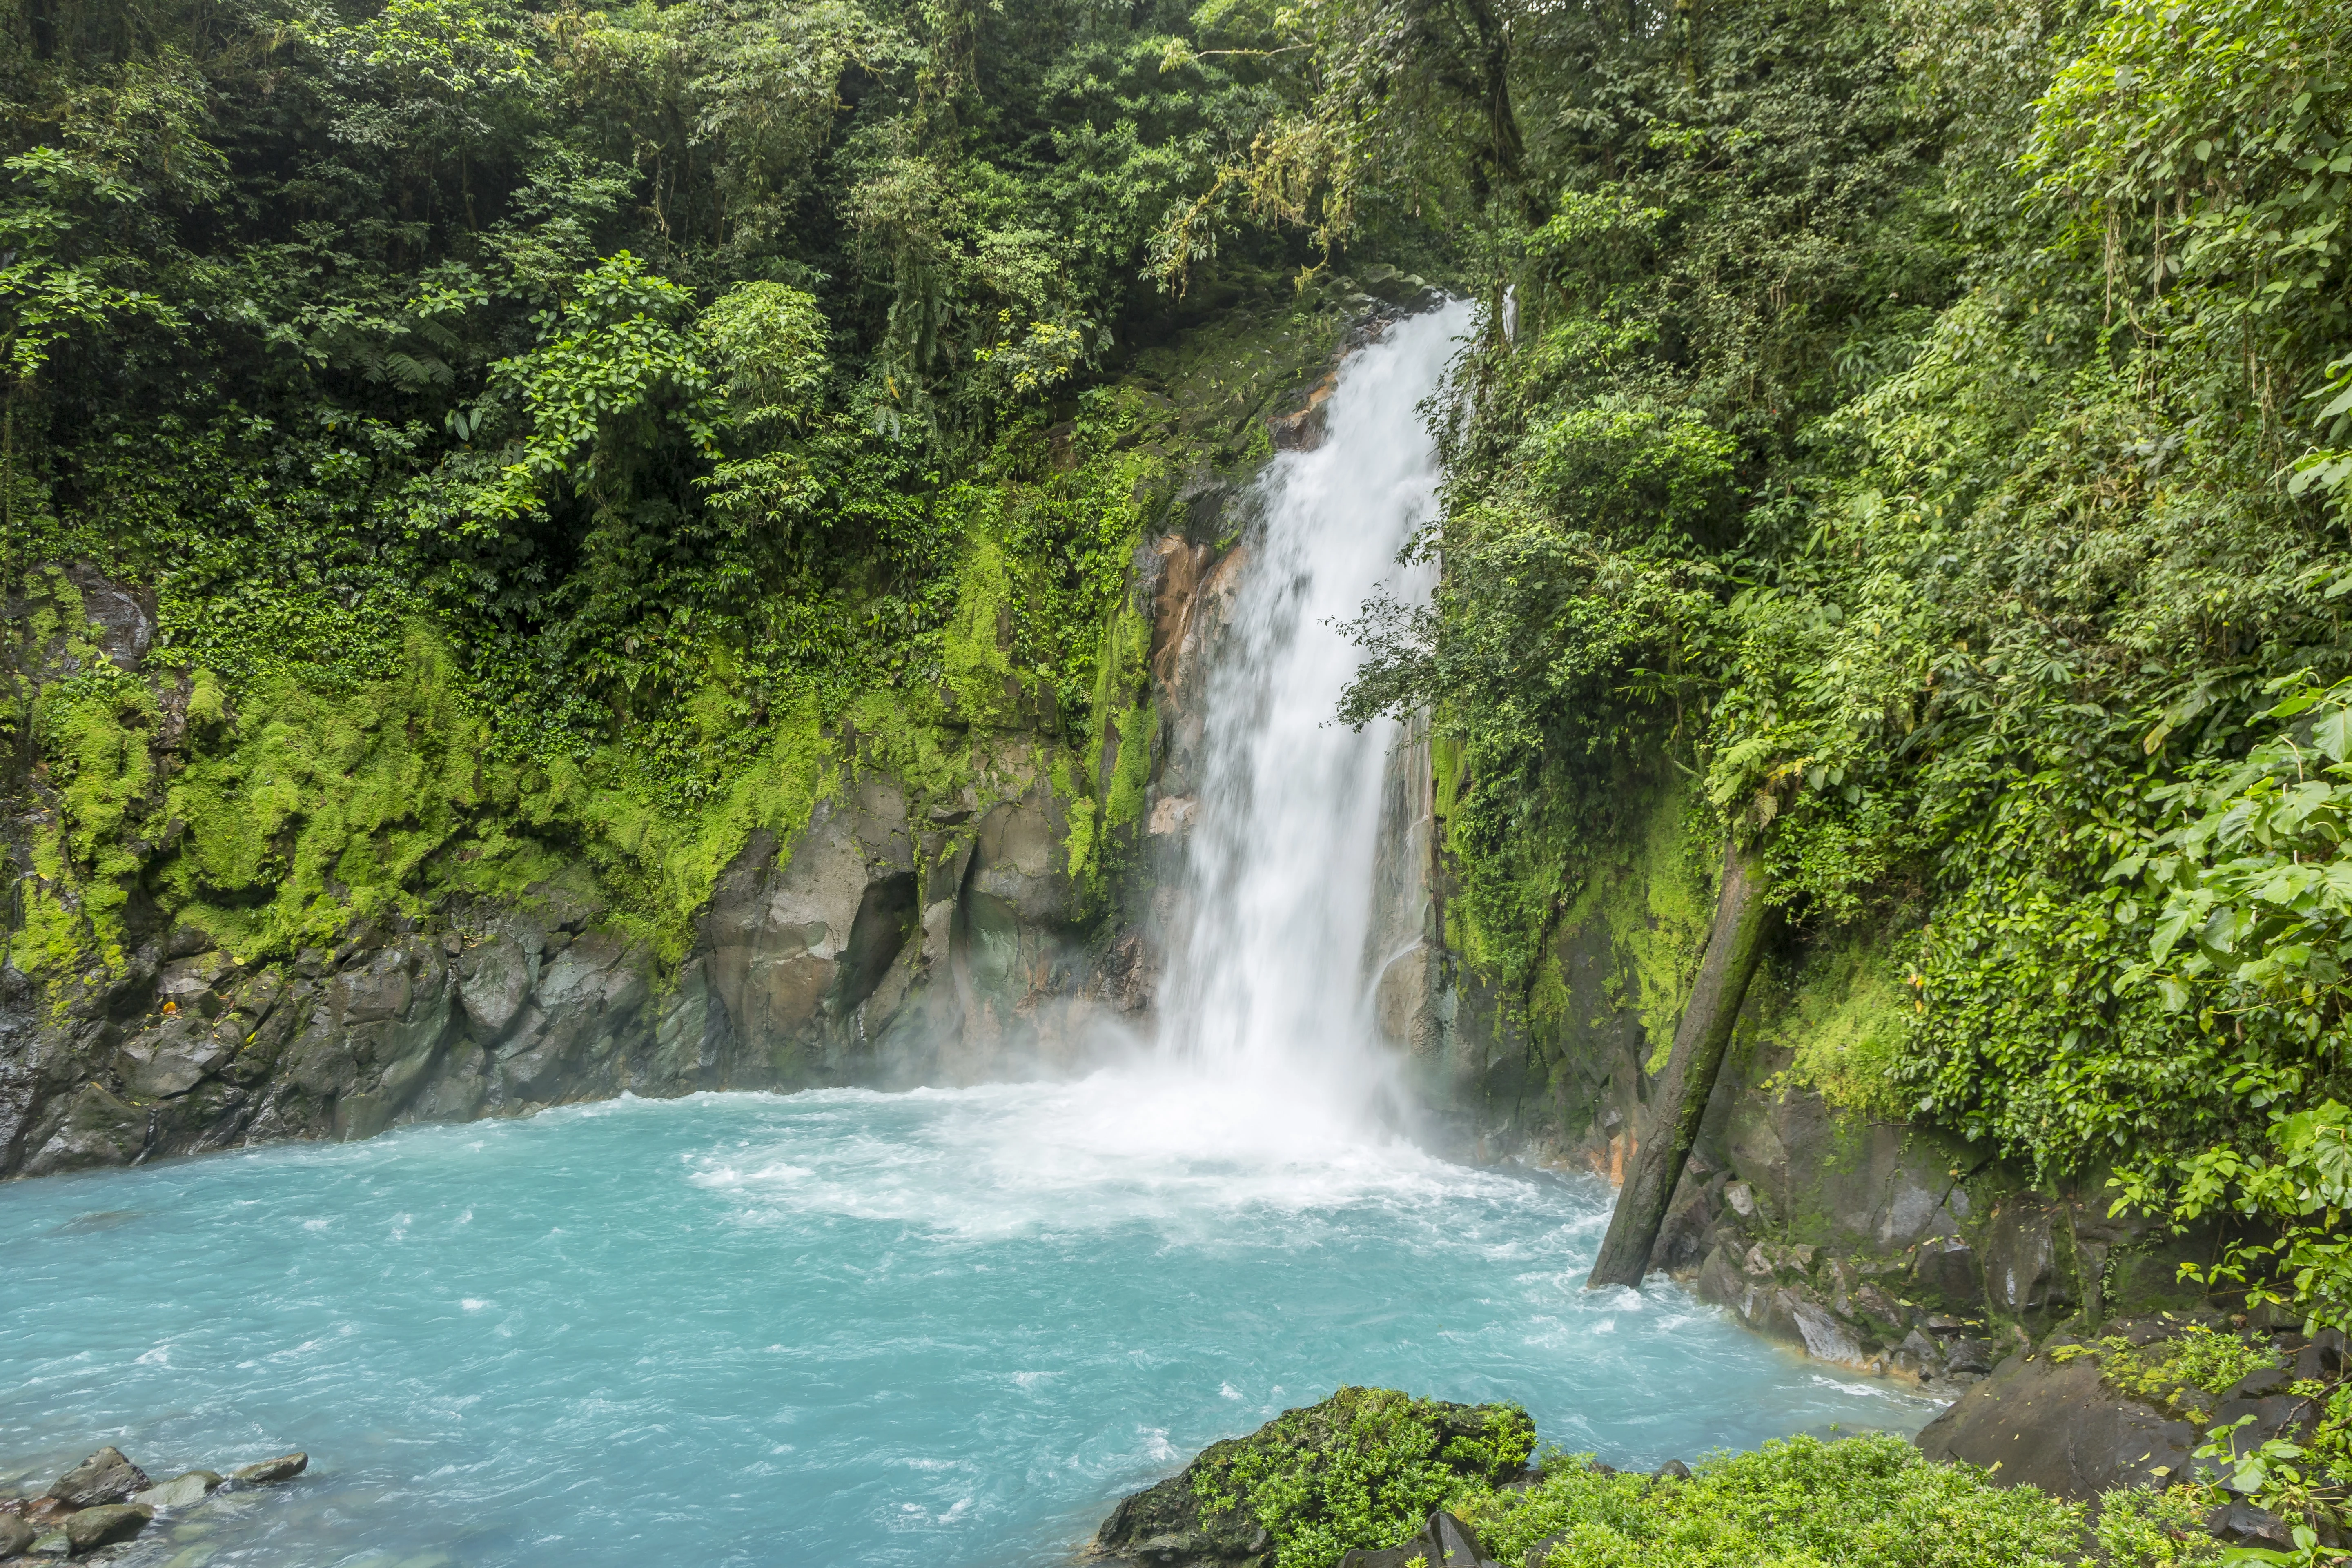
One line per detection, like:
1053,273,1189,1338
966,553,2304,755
1586,838,1773,1291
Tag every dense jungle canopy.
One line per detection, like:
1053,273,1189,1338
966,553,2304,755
2,0,2349,1326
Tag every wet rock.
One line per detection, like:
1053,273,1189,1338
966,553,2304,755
457,940,532,1038
1914,1353,2194,1499
65,566,156,670
1982,1203,2068,1318
1787,1298,1866,1365
118,1022,232,1099
17,1499,74,1530
1647,1185,1718,1275
21,1087,146,1177
2297,1332,2347,1382
1266,370,1336,452
1092,1473,1270,1568
1942,1337,1996,1376
61,1504,151,1552
46,1448,151,1508
24,1531,68,1558
1847,1282,1911,1342
154,951,232,1004
1910,1235,1983,1309
0,1515,35,1557
1696,1242,1744,1310
228,1454,307,1486
129,1472,219,1510
2223,1365,2293,1402
1894,1326,1944,1377
2206,1499,2295,1550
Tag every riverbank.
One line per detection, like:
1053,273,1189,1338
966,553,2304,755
1088,1382,2336,1568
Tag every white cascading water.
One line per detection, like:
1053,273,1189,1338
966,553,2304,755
1153,299,1475,1133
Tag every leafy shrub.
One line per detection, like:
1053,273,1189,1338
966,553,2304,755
1191,1388,1537,1568
2048,1326,2286,1423
1450,1434,2094,1568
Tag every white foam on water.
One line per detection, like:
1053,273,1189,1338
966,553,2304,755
684,1067,1530,1241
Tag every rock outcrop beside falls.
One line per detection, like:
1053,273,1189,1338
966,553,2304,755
0,738,1147,1175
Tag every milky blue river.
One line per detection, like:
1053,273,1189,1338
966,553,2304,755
0,1078,1936,1568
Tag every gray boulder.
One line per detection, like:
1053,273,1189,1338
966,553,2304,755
0,1515,36,1557
61,1505,151,1552
1913,1353,2193,1498
21,1089,146,1178
45,1448,150,1508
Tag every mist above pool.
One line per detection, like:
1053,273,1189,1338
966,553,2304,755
1,1077,1933,1568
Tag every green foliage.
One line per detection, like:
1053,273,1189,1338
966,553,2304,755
2092,679,2352,1331
1759,939,1915,1121
0,0,1354,986
2089,1484,2233,1568
0,0,1331,903
2049,1325,2286,1423
1320,0,2352,1332
1448,1433,2129,1568
1190,1388,1535,1568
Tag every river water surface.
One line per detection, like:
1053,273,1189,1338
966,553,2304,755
2,1077,1932,1568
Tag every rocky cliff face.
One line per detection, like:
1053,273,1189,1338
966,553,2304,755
0,727,1155,1177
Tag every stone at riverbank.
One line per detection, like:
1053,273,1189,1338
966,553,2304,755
1913,1319,2345,1528
1337,1510,1497,1568
42,1450,148,1510
2,1443,309,1561
60,1505,150,1553
1914,1351,2196,1497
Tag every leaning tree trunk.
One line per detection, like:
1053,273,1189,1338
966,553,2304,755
1586,838,1773,1291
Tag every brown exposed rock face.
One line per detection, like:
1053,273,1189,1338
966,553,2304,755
1266,370,1338,452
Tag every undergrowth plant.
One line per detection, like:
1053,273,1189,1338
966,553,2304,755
1447,1433,2210,1568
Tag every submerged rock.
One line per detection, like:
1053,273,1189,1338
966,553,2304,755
129,1471,221,1509
15,1499,74,1530
229,1454,307,1486
45,1448,150,1508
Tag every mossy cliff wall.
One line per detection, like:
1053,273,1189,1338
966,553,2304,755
0,288,1410,1180
0,566,1151,1176
1378,765,2221,1384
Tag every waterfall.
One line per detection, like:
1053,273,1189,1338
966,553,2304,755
1154,300,1475,1127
